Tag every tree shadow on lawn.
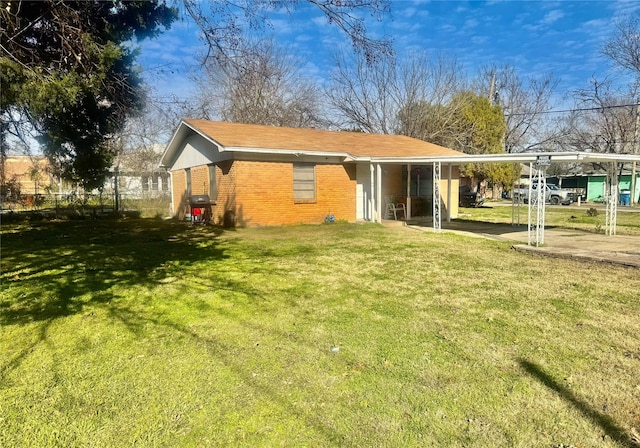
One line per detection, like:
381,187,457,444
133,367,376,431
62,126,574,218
518,358,637,447
0,218,229,377
101,299,349,446
1,218,229,325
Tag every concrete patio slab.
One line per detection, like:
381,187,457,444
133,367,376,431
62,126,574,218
407,219,640,268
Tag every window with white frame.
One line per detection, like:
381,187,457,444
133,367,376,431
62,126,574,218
293,163,316,200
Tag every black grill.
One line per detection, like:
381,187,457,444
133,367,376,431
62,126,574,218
190,195,211,225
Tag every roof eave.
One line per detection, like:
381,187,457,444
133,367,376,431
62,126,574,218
159,120,227,169
368,151,640,164
225,146,354,161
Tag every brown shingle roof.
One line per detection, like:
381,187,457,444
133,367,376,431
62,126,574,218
183,119,464,158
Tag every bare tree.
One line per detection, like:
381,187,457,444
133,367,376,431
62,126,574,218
603,14,640,204
326,51,399,133
191,39,326,128
111,111,169,174
562,78,637,154
181,0,392,65
327,50,467,136
397,55,468,144
603,15,640,77
474,65,560,153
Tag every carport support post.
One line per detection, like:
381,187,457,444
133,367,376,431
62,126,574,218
447,164,452,223
605,162,618,236
527,162,547,247
406,164,412,219
433,161,441,231
376,163,382,222
632,161,637,206
369,163,375,221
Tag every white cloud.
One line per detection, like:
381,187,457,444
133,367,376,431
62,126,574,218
294,34,315,43
464,18,479,28
311,16,328,28
541,9,565,25
439,24,457,33
401,7,417,19
609,0,640,16
270,18,294,35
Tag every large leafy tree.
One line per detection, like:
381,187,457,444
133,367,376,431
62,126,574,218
1,0,176,190
450,92,518,188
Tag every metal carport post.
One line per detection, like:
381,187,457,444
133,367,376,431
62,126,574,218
432,161,441,231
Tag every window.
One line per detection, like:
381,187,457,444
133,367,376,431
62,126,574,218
208,164,218,200
151,175,159,191
293,163,316,201
142,176,149,191
185,168,191,196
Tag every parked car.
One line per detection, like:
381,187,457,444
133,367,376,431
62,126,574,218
513,183,576,205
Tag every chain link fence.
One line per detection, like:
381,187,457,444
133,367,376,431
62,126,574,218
1,191,172,219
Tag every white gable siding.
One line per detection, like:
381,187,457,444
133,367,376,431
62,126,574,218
170,134,231,171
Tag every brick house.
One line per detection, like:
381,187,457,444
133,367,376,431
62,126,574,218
160,119,466,227
1,155,56,197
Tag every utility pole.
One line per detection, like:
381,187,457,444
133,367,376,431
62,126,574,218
489,71,496,105
632,104,639,206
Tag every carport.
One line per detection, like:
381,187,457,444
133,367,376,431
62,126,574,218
372,151,640,246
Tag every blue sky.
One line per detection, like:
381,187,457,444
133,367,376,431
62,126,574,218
137,0,640,107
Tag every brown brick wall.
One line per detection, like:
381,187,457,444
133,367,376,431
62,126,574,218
212,160,237,226
234,160,356,226
171,160,355,227
171,162,236,225
172,170,188,218
191,165,209,197
172,161,461,225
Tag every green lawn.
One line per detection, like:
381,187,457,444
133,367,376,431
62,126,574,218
459,202,640,235
2,218,639,447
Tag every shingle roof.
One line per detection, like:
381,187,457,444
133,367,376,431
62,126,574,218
183,119,465,158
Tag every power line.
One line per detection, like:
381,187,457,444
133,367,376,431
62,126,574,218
505,102,640,117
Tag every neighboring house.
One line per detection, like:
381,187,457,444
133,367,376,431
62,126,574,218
548,171,640,203
160,119,466,227
104,144,171,199
1,155,57,197
514,162,640,203
107,170,170,199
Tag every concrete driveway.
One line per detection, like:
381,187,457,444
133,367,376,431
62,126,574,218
408,219,640,268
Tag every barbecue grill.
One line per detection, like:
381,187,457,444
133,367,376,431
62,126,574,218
189,195,211,225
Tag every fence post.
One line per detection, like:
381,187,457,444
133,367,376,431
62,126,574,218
114,167,120,215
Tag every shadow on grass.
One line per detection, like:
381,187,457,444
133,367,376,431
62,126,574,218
1,218,228,324
1,218,229,378
518,358,636,448
101,295,347,446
